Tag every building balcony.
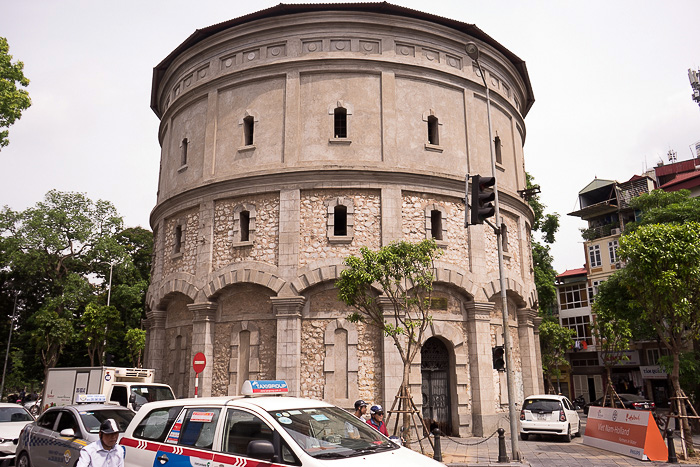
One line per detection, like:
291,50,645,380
580,223,620,241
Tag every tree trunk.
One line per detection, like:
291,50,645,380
401,360,412,442
671,351,695,455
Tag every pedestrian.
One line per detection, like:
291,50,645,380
353,399,368,420
76,419,124,467
366,405,388,436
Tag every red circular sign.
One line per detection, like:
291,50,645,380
192,352,207,373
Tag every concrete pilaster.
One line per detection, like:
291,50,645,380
380,71,396,165
381,187,402,246
203,89,219,180
189,302,217,397
532,315,545,394
517,307,540,398
144,309,167,382
466,301,497,436
196,201,214,276
278,189,300,293
272,296,306,396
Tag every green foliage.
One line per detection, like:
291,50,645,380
627,189,700,230
658,352,700,401
337,239,441,377
125,328,146,367
538,321,575,391
0,37,31,150
526,173,560,315
80,303,122,366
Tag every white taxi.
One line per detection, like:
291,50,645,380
121,380,443,466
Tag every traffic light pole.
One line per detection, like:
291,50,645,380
467,43,520,461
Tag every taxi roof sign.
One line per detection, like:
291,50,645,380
77,394,107,404
241,380,289,396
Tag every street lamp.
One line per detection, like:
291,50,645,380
466,41,521,461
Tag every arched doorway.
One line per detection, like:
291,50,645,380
421,337,452,435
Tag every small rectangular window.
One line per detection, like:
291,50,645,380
430,210,443,240
174,225,183,254
243,116,254,146
133,406,184,442
608,240,619,263
334,108,347,138
240,211,250,242
334,205,347,236
178,408,221,449
427,116,439,145
494,136,502,164
181,138,188,166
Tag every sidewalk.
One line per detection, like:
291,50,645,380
407,431,700,466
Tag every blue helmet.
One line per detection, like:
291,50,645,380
370,405,384,415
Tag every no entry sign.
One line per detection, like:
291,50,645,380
193,352,206,374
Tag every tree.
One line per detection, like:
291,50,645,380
125,328,146,368
618,222,700,452
538,320,575,394
336,239,442,438
525,173,560,316
80,303,122,366
628,189,700,227
1,190,125,382
591,275,635,405
0,37,31,150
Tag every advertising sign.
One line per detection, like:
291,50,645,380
584,406,666,461
640,365,668,380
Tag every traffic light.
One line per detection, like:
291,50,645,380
470,175,496,225
492,345,505,371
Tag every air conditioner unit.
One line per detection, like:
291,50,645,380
611,228,621,235
615,262,622,269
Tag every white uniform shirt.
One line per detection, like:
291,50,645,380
76,439,124,467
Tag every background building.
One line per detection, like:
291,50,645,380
143,3,542,437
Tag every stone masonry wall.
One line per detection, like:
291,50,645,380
213,193,280,271
300,319,330,400
401,193,470,271
299,190,381,268
163,209,199,277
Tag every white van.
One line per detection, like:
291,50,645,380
121,381,443,466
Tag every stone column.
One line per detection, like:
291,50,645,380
465,301,497,436
278,189,300,291
144,309,167,382
196,201,214,276
189,302,217,397
532,315,545,394
272,296,306,396
517,307,541,398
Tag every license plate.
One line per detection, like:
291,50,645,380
536,413,548,420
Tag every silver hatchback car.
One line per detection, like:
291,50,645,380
519,394,581,442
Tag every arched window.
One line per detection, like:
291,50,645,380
428,115,439,145
334,107,347,138
243,116,254,146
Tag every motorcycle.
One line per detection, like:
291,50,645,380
574,395,586,411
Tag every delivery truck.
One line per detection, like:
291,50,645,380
42,367,175,412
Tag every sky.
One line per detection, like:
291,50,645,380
1,0,699,273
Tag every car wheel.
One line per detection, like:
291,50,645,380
575,420,582,437
17,452,31,467
520,433,529,441
563,425,572,442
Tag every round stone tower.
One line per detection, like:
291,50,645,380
144,2,542,437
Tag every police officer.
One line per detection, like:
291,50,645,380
77,418,124,467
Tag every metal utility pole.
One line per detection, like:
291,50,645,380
0,292,19,399
466,41,520,462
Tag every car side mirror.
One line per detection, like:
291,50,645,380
60,428,76,437
247,440,275,461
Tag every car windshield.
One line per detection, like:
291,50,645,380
0,406,33,422
268,407,397,459
130,386,175,404
523,399,561,413
78,409,134,433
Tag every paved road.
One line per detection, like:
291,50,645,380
410,414,700,466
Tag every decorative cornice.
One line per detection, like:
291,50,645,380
271,296,306,317
188,302,218,321
465,301,494,321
